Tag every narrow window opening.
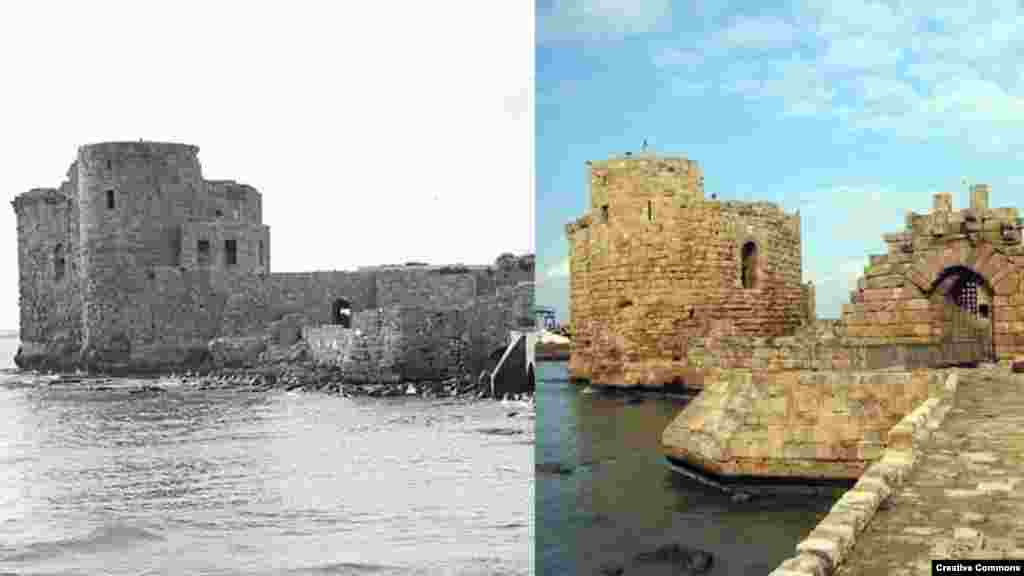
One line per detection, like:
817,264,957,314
258,240,264,266
106,159,112,170
331,298,352,328
54,243,65,282
106,189,115,210
601,204,609,222
224,239,237,266
648,200,653,222
979,304,990,319
741,241,758,289
197,240,210,266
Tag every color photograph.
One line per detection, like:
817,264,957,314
535,1,1024,574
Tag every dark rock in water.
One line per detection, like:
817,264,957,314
634,543,713,573
536,462,574,476
598,563,624,575
477,427,523,436
730,491,753,503
689,550,713,573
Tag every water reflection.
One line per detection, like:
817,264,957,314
536,361,840,576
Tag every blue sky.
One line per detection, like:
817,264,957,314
535,0,1024,322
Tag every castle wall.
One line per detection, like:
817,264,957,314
12,188,82,362
661,368,951,479
840,190,1024,361
203,180,262,223
566,154,803,386
304,281,535,382
372,266,478,309
181,219,270,273
12,141,534,374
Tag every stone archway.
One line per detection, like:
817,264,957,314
331,298,352,328
929,266,995,364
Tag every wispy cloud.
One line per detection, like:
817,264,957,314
539,256,569,284
537,0,672,45
718,16,797,51
650,2,1024,153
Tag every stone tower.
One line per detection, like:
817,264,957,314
76,142,206,362
566,152,806,386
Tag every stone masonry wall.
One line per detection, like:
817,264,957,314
305,282,535,383
566,153,804,386
373,266,478,309
12,188,82,362
661,368,951,479
13,141,535,373
840,189,1024,361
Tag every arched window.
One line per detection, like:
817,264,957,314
331,298,352,328
741,241,758,289
54,243,66,281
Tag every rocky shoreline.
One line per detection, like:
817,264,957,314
15,364,517,401
12,339,528,401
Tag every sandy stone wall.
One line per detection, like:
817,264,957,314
840,189,1024,361
566,153,804,386
661,369,951,479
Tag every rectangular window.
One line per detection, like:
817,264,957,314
258,240,264,266
225,239,237,266
197,240,210,265
106,189,115,210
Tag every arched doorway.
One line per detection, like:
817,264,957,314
931,266,994,365
331,298,352,328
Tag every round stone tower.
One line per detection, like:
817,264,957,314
77,141,205,362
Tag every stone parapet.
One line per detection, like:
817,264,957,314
768,371,960,575
660,369,953,480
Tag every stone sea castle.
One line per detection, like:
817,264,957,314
566,149,1024,479
13,141,535,383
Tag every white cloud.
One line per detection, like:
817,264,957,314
718,16,797,51
651,3,1024,154
538,0,672,44
541,257,570,282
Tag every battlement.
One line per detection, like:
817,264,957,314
897,185,1023,251
77,141,200,162
11,188,68,209
586,152,704,211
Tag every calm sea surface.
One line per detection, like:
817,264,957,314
536,361,844,576
0,337,533,575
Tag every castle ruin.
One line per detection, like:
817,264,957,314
567,150,1024,479
13,141,535,379
566,151,813,387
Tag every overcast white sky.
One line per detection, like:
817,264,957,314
0,1,534,331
